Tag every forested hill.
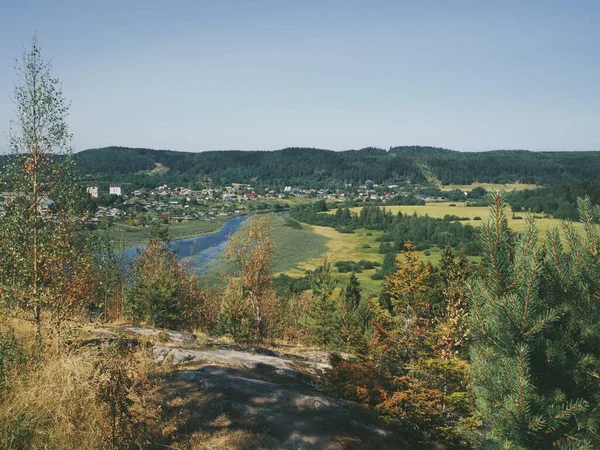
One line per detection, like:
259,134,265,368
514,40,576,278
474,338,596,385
73,146,600,187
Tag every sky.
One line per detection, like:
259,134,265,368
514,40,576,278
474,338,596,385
0,0,599,152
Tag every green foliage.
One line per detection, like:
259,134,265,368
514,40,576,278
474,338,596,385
72,146,600,189
127,235,201,330
507,181,600,220
302,261,340,348
339,273,370,354
216,280,255,342
468,192,600,448
291,203,482,256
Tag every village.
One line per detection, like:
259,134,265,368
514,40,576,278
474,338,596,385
82,180,428,226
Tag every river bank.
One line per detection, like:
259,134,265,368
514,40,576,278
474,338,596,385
104,215,233,248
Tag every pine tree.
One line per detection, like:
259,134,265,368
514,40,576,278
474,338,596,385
344,271,361,311
302,261,340,348
339,272,369,353
468,191,598,448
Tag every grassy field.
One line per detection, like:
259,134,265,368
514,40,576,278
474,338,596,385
200,213,386,295
334,202,583,234
200,213,329,285
438,182,539,192
104,216,230,248
273,222,387,296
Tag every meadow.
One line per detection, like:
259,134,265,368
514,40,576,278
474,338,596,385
104,216,230,248
274,223,386,296
336,201,583,234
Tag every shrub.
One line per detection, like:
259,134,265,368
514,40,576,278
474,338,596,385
358,260,376,270
127,240,204,330
335,261,363,273
0,330,23,391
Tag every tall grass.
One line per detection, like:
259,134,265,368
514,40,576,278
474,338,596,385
0,319,159,449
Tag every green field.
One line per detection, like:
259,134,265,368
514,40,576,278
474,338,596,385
271,220,387,295
333,202,583,234
199,213,385,295
200,213,330,285
104,216,230,248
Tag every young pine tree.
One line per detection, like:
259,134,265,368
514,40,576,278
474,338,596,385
339,272,370,354
302,260,340,348
468,192,599,449
128,225,201,330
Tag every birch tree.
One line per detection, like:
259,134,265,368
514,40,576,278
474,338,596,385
0,36,91,341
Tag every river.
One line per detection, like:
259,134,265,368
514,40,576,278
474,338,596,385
123,215,248,273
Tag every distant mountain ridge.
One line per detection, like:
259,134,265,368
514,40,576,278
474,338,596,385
67,145,600,188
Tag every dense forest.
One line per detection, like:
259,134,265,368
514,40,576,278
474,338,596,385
72,146,600,188
507,181,600,220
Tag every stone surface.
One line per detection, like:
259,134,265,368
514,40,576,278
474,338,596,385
106,326,197,344
153,345,330,376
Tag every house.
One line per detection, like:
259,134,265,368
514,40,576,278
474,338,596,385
109,184,123,196
244,192,259,199
87,186,99,198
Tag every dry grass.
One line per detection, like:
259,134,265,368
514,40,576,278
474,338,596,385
0,317,162,450
0,348,105,449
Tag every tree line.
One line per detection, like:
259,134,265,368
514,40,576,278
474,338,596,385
66,144,600,190
290,202,483,256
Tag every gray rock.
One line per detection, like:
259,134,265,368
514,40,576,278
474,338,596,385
108,326,196,344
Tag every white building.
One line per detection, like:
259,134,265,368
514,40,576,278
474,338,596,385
109,184,123,196
87,186,99,198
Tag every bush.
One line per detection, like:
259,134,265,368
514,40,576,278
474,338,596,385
127,240,206,330
0,330,23,391
358,260,376,270
443,214,461,221
424,250,431,256
473,216,482,220
366,232,373,236
362,244,372,249
335,261,363,273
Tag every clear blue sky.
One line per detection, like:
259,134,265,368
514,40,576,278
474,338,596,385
1,0,599,152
